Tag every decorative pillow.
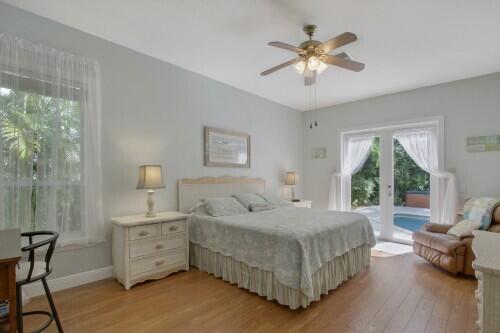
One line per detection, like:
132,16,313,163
257,192,292,207
249,203,274,212
462,197,500,230
447,219,482,238
232,193,270,210
205,197,248,217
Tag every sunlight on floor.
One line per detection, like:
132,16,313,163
371,241,413,258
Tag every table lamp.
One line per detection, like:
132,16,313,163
285,172,299,202
136,165,165,217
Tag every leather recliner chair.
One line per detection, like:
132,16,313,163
412,205,500,276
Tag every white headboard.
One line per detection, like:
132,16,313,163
178,176,265,213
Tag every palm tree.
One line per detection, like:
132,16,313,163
1,88,80,230
351,138,429,208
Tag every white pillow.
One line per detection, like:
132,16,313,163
447,219,481,238
188,200,208,215
257,193,292,207
232,193,270,210
205,197,248,217
249,203,274,212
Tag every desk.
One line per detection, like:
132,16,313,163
0,229,21,333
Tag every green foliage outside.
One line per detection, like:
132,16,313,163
351,137,430,209
0,87,81,231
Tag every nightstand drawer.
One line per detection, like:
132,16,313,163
130,250,186,278
129,224,158,240
161,220,186,236
112,211,189,289
129,235,185,259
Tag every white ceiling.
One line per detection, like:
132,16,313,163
4,0,500,111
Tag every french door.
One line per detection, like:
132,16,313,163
378,131,395,240
339,118,443,244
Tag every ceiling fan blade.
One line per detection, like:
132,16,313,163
319,32,357,53
268,42,304,54
260,58,300,76
304,71,316,86
322,54,365,72
333,52,350,60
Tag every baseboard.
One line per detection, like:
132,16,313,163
23,266,113,298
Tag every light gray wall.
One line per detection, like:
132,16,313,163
303,72,500,209
0,2,303,278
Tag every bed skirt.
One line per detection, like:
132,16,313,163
189,242,371,309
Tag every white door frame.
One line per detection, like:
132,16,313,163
338,116,445,239
379,131,394,240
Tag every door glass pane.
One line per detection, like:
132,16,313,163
392,137,430,242
352,137,380,237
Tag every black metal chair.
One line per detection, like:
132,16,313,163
16,231,64,333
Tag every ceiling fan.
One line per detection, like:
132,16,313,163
260,25,365,86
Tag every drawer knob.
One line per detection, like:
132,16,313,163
155,260,165,266
155,244,165,250
169,226,179,232
138,231,149,236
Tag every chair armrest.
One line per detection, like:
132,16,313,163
489,225,500,233
21,237,54,251
423,223,453,234
461,236,474,244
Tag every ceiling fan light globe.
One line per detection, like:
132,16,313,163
303,67,315,78
316,61,328,74
307,56,320,71
293,60,306,75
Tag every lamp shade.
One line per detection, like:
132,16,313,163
136,165,165,189
285,172,296,186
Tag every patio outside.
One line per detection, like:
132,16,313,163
352,138,430,241
355,205,430,241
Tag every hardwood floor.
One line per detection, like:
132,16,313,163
4,250,477,333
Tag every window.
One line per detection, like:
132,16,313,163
0,86,82,234
0,33,103,245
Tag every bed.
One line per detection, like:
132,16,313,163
179,176,376,309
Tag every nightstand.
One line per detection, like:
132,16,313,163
112,211,189,290
292,200,312,208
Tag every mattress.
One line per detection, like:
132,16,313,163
189,206,376,300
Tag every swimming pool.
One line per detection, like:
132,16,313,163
393,213,429,232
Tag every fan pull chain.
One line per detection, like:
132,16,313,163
314,78,318,127
305,77,320,130
309,84,313,129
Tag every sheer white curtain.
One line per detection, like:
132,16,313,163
0,33,104,245
394,128,458,224
328,136,374,210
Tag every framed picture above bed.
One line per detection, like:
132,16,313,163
204,127,251,168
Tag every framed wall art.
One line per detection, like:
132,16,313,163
312,147,327,159
204,127,251,168
467,134,500,152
